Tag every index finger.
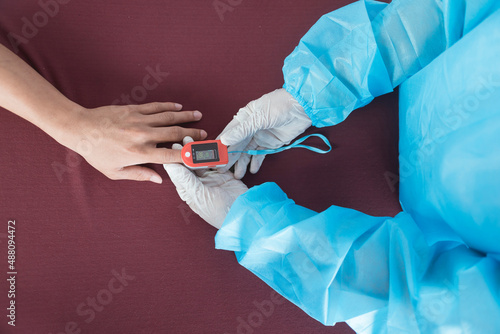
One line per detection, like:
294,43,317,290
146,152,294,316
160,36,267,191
146,147,183,164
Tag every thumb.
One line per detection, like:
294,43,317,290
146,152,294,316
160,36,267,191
220,110,262,146
117,166,163,184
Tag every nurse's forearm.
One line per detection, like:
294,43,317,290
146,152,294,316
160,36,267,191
215,183,500,330
283,0,447,127
0,43,81,146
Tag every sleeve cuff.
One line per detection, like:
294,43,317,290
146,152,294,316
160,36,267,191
283,83,319,127
214,182,316,253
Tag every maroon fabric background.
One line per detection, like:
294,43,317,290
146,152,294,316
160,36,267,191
0,1,399,333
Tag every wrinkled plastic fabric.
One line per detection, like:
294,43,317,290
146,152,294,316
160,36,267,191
282,0,500,128
215,0,500,333
215,184,500,332
398,11,500,255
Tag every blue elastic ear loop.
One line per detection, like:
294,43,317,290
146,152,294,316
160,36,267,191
228,133,332,155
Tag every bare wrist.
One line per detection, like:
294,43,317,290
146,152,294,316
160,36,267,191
42,102,86,151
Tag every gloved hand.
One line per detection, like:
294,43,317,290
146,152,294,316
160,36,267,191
218,88,312,179
164,137,248,229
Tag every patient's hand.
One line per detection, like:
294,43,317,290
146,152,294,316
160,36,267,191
164,137,248,229
0,44,207,184
61,103,207,184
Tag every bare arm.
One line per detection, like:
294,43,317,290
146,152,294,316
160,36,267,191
0,43,207,184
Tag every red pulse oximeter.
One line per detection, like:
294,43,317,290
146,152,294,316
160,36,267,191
181,140,229,169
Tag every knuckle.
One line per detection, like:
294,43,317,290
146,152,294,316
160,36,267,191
125,144,144,155
130,111,145,123
122,105,136,115
136,132,149,144
152,102,163,113
120,109,139,124
127,125,149,142
162,149,175,162
188,129,201,140
169,126,183,139
161,112,176,124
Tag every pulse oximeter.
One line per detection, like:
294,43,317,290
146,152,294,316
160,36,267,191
181,140,229,169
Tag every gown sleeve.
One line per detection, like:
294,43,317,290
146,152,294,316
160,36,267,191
282,0,499,127
215,183,500,332
216,0,500,332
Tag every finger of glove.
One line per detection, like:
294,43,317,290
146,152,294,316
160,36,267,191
217,136,251,173
217,107,251,140
218,105,259,172
164,163,203,202
253,128,287,149
250,152,266,174
232,138,259,179
217,118,239,141
233,153,251,180
182,136,194,145
200,169,234,188
219,109,265,147
194,167,211,178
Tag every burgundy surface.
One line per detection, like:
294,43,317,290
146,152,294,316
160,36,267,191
0,1,399,333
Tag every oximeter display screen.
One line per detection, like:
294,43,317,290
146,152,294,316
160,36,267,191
192,142,219,164
196,150,215,161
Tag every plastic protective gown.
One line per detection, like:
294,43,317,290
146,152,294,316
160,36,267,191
215,0,500,332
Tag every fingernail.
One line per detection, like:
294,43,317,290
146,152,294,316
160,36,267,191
200,130,208,138
150,175,163,184
175,103,182,110
193,110,202,120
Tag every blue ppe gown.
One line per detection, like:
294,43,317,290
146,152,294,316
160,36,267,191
215,0,500,332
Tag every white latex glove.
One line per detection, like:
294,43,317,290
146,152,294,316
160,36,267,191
164,137,248,229
218,88,312,179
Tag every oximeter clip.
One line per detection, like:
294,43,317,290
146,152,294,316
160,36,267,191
181,140,229,169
